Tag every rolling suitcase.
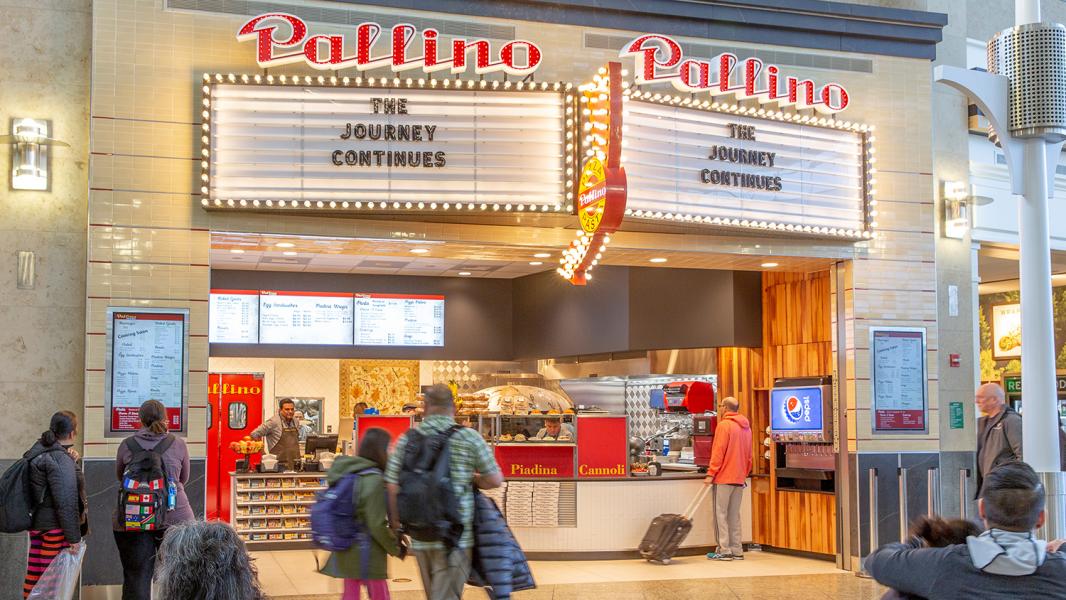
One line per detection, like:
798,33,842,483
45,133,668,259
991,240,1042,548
638,482,712,564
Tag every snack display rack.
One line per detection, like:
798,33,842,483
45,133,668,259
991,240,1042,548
230,471,326,549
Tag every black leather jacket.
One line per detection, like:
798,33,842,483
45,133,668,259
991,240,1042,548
28,441,83,544
467,491,535,600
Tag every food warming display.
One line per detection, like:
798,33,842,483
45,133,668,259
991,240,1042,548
231,472,325,548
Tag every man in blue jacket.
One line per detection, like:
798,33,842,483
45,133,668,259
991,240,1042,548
866,461,1066,598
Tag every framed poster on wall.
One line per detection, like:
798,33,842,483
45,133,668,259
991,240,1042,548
870,327,928,433
279,397,324,434
104,307,190,437
991,303,1022,360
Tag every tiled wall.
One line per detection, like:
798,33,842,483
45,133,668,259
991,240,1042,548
86,2,938,463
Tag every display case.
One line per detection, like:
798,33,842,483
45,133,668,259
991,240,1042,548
230,472,325,549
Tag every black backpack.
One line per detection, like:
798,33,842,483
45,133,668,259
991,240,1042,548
396,426,463,547
118,435,175,531
0,445,66,533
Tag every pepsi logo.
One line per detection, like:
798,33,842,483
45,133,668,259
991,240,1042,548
783,395,803,424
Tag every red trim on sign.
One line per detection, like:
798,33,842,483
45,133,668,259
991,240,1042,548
211,289,259,295
112,313,185,321
354,293,445,300
260,290,354,298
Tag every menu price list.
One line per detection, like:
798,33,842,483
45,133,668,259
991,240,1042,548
110,312,186,432
354,294,444,347
872,329,926,431
259,291,354,345
210,290,259,344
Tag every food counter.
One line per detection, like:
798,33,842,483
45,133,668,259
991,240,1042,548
230,471,324,550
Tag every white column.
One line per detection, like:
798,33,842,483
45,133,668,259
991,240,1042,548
1017,0,1041,25
1019,138,1059,473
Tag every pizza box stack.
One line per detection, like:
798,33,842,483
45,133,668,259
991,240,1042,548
532,481,560,527
481,482,507,513
505,481,534,527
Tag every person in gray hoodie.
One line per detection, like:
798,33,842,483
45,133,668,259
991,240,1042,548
865,461,1066,599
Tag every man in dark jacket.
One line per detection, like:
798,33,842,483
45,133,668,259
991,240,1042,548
975,383,1022,498
866,461,1066,599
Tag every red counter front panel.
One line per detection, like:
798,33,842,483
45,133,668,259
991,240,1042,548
494,444,575,478
576,416,628,478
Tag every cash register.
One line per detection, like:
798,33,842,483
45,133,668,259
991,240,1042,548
302,434,339,472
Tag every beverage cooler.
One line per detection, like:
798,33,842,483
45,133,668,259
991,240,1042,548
769,376,835,492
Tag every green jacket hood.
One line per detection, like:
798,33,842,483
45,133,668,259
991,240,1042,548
325,455,381,485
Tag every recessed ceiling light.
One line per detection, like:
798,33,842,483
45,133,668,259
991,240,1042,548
275,242,295,248
458,271,472,276
529,261,543,266
410,248,430,254
761,262,779,268
533,253,551,258
229,249,245,254
282,251,297,256
649,258,668,263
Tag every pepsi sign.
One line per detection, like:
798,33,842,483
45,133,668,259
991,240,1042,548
770,386,824,433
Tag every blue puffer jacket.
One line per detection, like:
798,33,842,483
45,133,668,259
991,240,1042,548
466,491,535,600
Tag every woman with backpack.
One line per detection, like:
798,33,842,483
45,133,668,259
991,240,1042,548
319,427,402,600
23,411,85,598
113,399,193,600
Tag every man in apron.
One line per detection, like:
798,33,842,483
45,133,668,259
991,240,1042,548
251,398,302,469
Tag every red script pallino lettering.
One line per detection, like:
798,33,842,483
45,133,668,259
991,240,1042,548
621,34,850,114
237,13,542,76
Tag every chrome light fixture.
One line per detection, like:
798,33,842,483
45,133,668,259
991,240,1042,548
941,180,971,239
1,118,69,190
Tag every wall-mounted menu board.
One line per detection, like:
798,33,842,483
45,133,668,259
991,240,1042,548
354,293,445,347
259,291,354,345
870,327,928,433
209,289,259,344
105,308,190,436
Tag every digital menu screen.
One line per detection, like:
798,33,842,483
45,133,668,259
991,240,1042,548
354,293,445,347
770,386,824,432
108,309,188,433
209,289,259,344
259,291,355,345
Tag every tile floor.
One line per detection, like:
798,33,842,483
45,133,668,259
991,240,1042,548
253,549,887,599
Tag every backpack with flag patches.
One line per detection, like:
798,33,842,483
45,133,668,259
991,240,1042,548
117,435,175,531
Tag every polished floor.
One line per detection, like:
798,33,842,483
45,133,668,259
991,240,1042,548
253,549,887,599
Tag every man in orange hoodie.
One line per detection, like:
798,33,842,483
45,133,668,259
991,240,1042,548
705,396,752,561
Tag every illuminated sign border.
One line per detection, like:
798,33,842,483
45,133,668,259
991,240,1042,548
622,88,877,239
199,72,578,214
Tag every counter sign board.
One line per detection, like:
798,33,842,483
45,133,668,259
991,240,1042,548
871,327,928,433
105,308,190,436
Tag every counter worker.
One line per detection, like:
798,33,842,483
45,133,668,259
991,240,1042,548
535,417,575,440
250,398,301,465
293,410,314,442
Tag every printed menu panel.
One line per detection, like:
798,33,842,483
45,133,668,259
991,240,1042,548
110,311,187,432
353,294,445,347
259,291,354,345
872,328,927,432
210,289,260,344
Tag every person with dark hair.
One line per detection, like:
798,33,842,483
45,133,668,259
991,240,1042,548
113,399,193,600
319,428,402,600
250,398,301,460
354,402,370,415
154,520,265,600
866,461,1066,598
23,411,84,598
385,384,503,600
881,516,982,600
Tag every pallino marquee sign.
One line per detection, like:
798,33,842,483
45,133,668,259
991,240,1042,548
214,15,871,252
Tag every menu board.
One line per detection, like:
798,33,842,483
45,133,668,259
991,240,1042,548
259,291,354,345
871,327,927,432
209,289,259,344
354,294,445,347
107,309,189,434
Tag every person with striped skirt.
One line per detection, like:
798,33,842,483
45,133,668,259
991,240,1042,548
24,411,85,598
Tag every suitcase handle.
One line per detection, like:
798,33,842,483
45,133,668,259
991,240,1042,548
682,481,713,521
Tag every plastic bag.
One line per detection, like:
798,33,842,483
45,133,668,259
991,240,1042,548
27,543,85,600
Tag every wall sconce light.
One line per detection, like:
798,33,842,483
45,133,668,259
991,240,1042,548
1,118,69,191
942,180,971,239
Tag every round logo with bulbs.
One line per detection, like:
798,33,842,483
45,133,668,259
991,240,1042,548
783,395,803,424
578,157,607,234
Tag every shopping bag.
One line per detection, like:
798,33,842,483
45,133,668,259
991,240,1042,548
27,543,85,600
